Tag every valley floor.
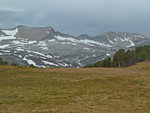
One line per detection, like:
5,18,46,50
0,62,150,113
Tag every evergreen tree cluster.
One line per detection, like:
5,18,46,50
0,57,37,68
85,45,150,68
0,57,8,65
0,57,18,66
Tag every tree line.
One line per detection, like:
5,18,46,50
0,57,36,67
0,57,18,66
85,45,150,68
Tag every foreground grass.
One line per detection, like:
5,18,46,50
0,62,150,113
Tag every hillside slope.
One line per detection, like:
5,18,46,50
0,62,150,113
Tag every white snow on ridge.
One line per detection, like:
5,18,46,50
48,39,56,42
27,50,53,58
18,55,22,58
2,28,18,36
135,35,145,39
129,40,135,46
12,40,27,46
61,42,77,45
12,40,23,44
55,35,78,43
37,41,48,50
38,41,47,46
45,55,53,58
42,60,58,66
27,50,45,56
106,53,111,56
126,40,135,47
124,37,130,41
58,63,69,67
84,47,90,50
23,56,37,66
41,46,48,50
0,35,16,41
16,48,24,51
113,37,135,48
55,35,112,47
120,37,135,47
28,41,37,44
12,40,37,46
23,56,46,68
80,39,112,47
0,50,10,52
0,44,9,49
120,38,125,41
0,28,18,41
108,39,114,44
114,38,118,41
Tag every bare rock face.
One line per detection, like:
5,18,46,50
0,25,150,67
15,25,55,41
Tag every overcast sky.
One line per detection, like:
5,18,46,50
0,0,150,37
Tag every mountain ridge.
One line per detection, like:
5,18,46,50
0,25,150,67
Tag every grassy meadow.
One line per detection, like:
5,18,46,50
0,62,150,113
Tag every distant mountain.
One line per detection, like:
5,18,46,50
0,25,150,67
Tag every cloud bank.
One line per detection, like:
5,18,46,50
0,0,150,37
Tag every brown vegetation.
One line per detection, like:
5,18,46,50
0,62,150,113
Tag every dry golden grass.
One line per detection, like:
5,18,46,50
0,62,150,113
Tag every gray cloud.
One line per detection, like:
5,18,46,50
0,0,150,37
0,9,36,28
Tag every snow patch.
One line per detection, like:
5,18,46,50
0,50,10,52
2,28,18,36
37,41,48,50
0,44,9,49
27,50,52,58
38,41,47,46
108,39,114,44
42,60,58,66
28,41,37,44
23,56,46,68
18,55,22,58
121,37,135,47
27,50,45,56
93,55,96,57
48,39,56,42
41,46,48,50
15,48,25,51
55,35,112,47
0,35,16,41
106,53,111,56
45,55,53,58
84,48,90,50
0,28,18,41
58,63,69,67
126,40,135,47
113,37,135,48
55,35,78,43
80,39,112,47
23,57,37,66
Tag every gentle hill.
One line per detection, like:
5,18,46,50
0,63,150,113
127,62,150,71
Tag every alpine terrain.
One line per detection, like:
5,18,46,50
0,25,150,67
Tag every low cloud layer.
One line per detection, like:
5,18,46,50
0,0,150,37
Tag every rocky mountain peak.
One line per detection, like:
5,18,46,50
0,26,150,68
14,25,55,41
